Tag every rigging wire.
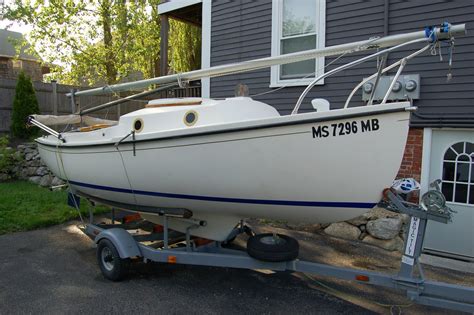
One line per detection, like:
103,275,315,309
115,145,139,208
55,141,85,226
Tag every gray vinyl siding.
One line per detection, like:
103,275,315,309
210,0,474,127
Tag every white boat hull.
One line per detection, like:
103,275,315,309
37,102,410,241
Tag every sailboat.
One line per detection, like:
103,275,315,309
30,23,465,241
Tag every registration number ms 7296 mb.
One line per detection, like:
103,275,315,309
311,118,380,139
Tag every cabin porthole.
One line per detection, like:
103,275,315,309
133,118,144,133
184,110,198,126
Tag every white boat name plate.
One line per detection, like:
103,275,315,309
405,216,420,257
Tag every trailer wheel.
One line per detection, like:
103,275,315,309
247,233,299,262
97,239,130,281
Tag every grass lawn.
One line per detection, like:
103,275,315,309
0,180,109,235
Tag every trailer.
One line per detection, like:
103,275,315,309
77,183,474,313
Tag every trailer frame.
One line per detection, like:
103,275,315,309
79,189,474,313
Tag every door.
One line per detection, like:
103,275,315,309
424,129,474,260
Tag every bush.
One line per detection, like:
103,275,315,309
10,71,40,139
0,136,20,174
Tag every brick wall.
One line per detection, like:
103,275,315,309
0,57,45,82
396,128,423,182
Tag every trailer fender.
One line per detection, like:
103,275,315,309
95,228,141,259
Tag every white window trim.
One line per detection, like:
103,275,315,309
158,0,202,15
201,0,211,98
419,127,432,198
440,141,474,206
270,0,326,87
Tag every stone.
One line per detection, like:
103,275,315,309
39,175,52,187
362,235,404,252
27,167,38,176
51,177,65,186
399,223,408,240
17,144,26,151
362,207,398,220
359,224,366,232
25,152,35,161
358,231,367,240
366,217,403,240
324,222,361,241
36,166,49,176
286,222,321,233
28,176,42,184
19,168,30,179
399,213,410,225
346,215,368,226
27,160,41,167
320,223,331,229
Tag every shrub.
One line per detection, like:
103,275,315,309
0,136,20,174
10,71,40,139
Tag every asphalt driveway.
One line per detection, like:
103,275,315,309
0,221,371,314
1,219,472,314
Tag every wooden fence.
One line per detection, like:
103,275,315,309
0,78,200,132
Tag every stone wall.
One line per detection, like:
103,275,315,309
0,143,64,187
323,207,409,252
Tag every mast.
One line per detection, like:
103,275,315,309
68,23,466,98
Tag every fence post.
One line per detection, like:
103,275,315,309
70,88,76,113
51,80,58,116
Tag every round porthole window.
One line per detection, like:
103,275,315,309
133,118,144,133
184,110,198,126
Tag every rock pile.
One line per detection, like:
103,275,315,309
323,207,409,252
0,143,65,187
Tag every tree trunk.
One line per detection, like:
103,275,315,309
100,0,117,84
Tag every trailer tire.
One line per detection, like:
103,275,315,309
247,233,299,262
97,239,130,281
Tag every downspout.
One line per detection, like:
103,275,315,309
381,0,390,68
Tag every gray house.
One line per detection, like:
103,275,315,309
158,0,474,260
0,29,50,82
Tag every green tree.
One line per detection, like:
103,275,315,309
3,0,201,86
11,71,40,139
169,20,201,73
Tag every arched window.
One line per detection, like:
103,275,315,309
441,141,474,205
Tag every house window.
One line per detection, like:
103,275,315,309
271,0,325,87
12,60,23,69
441,141,474,205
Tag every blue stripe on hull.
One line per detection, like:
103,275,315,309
68,180,376,209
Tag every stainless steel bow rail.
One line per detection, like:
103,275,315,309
27,116,66,143
80,186,474,313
